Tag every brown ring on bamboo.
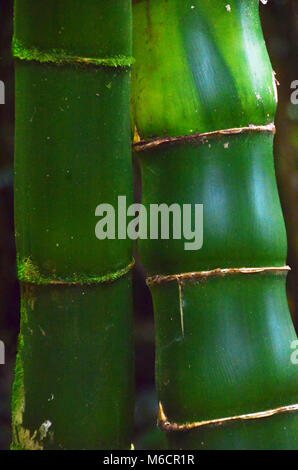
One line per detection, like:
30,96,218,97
158,402,298,432
134,123,276,152
147,266,290,286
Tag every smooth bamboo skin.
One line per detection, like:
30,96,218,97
153,275,298,449
133,0,298,449
132,0,277,139
14,62,132,278
14,281,133,450
12,1,134,450
138,133,287,274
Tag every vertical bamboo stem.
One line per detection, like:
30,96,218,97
133,0,298,449
12,0,134,450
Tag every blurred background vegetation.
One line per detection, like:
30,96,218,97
0,0,297,450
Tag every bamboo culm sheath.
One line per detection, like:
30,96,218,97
133,0,298,449
12,0,134,450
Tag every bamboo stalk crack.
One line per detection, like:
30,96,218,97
147,266,290,286
158,402,298,432
134,124,276,152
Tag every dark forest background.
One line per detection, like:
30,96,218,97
0,0,297,450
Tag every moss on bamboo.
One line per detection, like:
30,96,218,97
10,319,40,450
13,38,134,68
17,257,135,286
11,336,25,432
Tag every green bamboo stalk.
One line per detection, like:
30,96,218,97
12,0,134,450
132,0,298,449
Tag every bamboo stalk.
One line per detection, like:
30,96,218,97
133,0,298,449
12,0,134,450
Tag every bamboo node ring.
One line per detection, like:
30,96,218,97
158,402,298,432
147,266,290,286
134,123,276,151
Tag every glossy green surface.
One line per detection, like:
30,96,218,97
133,0,298,449
12,0,134,450
133,0,277,139
14,279,134,450
138,133,287,275
15,62,132,279
153,274,297,423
